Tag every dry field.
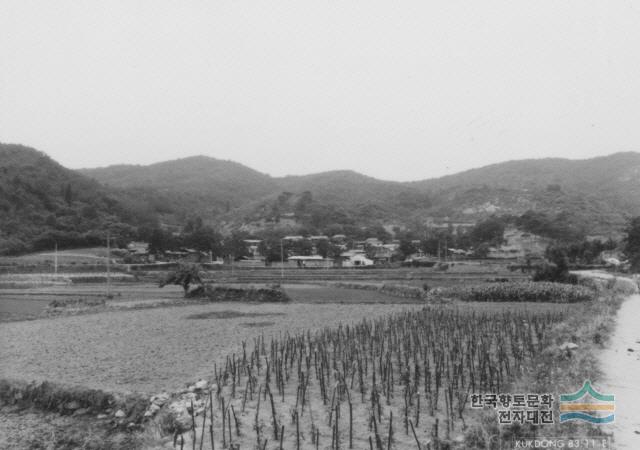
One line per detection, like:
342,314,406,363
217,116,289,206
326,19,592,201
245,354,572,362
0,299,425,394
0,283,566,396
0,247,111,265
0,283,418,323
0,283,184,322
0,281,579,449
150,302,569,450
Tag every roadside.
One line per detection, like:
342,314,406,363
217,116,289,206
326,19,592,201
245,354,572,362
599,293,640,448
571,270,640,448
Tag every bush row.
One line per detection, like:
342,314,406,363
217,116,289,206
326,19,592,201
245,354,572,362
435,281,596,303
203,285,291,303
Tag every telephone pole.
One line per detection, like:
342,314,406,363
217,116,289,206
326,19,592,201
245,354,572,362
280,239,284,281
106,231,112,298
444,236,448,262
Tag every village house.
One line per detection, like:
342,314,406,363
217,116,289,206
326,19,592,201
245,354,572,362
125,241,152,263
243,239,263,258
425,217,476,236
278,212,297,227
287,255,333,268
338,250,374,267
282,235,304,242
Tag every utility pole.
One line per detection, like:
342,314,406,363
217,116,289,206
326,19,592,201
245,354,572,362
106,230,111,298
280,239,284,281
54,242,58,274
444,236,447,262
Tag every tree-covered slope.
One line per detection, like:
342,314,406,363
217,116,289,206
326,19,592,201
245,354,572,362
6,144,640,256
413,152,640,234
0,144,157,254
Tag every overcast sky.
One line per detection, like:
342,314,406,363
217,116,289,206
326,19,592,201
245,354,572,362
2,1,640,181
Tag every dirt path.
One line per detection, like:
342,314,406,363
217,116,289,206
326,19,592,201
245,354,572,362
599,293,640,448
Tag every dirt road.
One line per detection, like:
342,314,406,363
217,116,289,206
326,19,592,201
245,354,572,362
599,293,640,448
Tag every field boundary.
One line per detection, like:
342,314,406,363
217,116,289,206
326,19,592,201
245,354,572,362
329,281,432,300
0,378,148,428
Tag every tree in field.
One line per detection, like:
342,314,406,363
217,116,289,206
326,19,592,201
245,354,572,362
473,243,491,258
624,216,640,271
532,243,576,283
222,231,250,260
470,217,505,247
159,263,203,296
148,228,168,254
398,239,418,259
290,239,313,256
258,237,285,264
185,226,223,254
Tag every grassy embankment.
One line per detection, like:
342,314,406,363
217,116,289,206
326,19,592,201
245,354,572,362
463,276,637,448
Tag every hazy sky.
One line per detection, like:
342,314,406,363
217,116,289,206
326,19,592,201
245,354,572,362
2,1,640,181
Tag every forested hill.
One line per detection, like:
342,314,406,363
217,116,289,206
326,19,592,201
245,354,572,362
0,144,157,255
80,156,279,221
81,152,640,237
81,160,435,227
411,152,640,235
4,143,640,255
414,153,640,196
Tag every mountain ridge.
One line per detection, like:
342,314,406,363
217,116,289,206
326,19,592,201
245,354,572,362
81,151,640,184
3,143,640,256
79,151,640,236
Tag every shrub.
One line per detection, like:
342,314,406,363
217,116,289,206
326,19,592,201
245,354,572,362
159,263,203,296
532,262,577,284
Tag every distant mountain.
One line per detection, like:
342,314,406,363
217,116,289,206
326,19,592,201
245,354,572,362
416,153,640,192
277,171,432,220
80,152,640,236
80,156,279,222
81,158,434,230
413,152,640,235
4,144,639,256
0,144,156,255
